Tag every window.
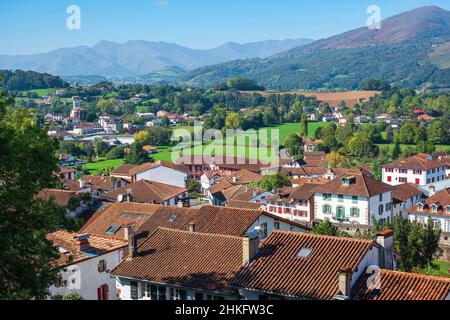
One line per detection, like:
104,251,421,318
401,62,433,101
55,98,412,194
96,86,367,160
338,195,344,203
413,170,422,175
323,193,331,201
386,203,392,211
378,204,384,215
415,179,420,185
400,169,407,174
274,220,280,230
206,294,225,300
297,248,312,258
322,205,332,214
143,284,166,300
260,223,268,238
130,281,138,300
336,207,345,218
195,293,204,300
97,259,107,273
379,194,383,202
97,284,109,300
105,225,120,235
170,288,186,300
387,176,392,182
399,177,407,183
350,208,360,217
432,219,441,229
352,196,358,204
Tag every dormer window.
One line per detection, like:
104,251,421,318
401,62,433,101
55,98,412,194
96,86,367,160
342,176,356,186
431,204,438,212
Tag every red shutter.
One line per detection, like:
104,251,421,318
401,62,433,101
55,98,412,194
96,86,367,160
97,287,102,300
103,284,109,300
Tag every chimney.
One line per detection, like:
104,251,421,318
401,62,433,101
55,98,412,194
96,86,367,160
429,185,436,197
74,233,90,251
123,224,133,241
127,225,137,261
337,269,352,299
189,223,196,233
79,178,85,189
178,201,184,208
376,230,394,270
232,176,237,183
252,189,257,198
242,235,259,265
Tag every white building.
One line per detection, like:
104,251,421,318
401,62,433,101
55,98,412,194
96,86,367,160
47,231,127,300
265,184,319,224
408,188,450,232
381,154,447,186
314,174,393,226
392,183,423,219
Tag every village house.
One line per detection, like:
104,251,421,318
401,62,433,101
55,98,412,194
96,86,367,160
47,231,127,300
392,183,423,219
57,167,77,181
59,153,77,167
36,189,90,218
111,228,249,300
265,184,320,224
98,116,123,134
111,161,190,188
200,171,223,194
81,175,128,195
231,230,450,300
302,137,322,153
382,154,447,186
101,179,189,207
407,188,450,232
72,122,104,136
313,174,393,226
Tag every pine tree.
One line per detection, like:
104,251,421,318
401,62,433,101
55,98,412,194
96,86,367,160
299,115,309,137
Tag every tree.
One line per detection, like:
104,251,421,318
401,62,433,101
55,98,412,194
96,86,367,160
134,130,150,144
326,151,344,168
428,120,448,145
92,138,109,158
187,179,201,197
299,114,308,137
258,173,292,191
313,220,340,236
160,116,171,127
106,145,125,160
284,133,304,159
375,217,441,272
347,132,379,158
391,140,401,160
0,90,69,299
225,113,243,130
125,142,151,165
415,140,435,154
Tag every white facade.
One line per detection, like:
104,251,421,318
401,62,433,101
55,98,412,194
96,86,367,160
382,166,446,186
408,212,450,233
265,199,313,224
135,166,188,188
393,195,422,219
247,214,308,239
49,248,126,300
314,191,393,226
115,278,236,300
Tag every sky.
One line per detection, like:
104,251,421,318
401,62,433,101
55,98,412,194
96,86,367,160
1,0,450,55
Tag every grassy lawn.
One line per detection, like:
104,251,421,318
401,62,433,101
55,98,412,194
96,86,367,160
21,88,55,96
83,158,125,175
421,260,450,278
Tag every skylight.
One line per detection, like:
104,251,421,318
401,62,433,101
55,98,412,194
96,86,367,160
297,248,312,258
168,215,177,222
105,225,120,234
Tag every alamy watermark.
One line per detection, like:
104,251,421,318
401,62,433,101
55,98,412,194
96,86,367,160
367,5,382,30
66,5,81,30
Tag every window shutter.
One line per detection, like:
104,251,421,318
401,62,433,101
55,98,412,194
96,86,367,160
97,287,102,300
357,208,360,217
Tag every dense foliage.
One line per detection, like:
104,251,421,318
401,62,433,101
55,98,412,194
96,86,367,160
0,70,68,91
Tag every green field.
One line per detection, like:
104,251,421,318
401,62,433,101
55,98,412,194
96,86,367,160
21,88,55,96
83,158,125,175
421,260,450,278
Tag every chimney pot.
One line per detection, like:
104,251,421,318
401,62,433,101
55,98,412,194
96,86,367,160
126,225,136,261
242,236,259,265
429,185,436,196
338,269,352,298
189,223,196,233
376,230,394,270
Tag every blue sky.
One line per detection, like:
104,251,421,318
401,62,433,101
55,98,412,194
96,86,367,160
1,0,449,55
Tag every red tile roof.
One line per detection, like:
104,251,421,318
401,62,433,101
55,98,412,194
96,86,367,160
128,160,190,176
47,230,127,267
314,174,393,197
103,180,187,204
353,269,450,300
408,188,450,217
381,155,444,170
231,231,376,299
393,183,422,203
36,189,78,207
110,228,244,295
111,164,137,176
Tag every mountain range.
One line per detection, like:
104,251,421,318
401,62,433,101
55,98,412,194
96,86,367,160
181,6,450,90
0,39,313,79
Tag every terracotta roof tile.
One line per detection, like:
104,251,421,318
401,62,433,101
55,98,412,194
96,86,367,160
47,230,126,267
128,161,190,176
231,231,376,299
314,174,393,197
103,180,187,204
110,228,244,295
36,189,78,207
408,188,450,217
111,164,137,176
382,155,444,170
353,269,450,300
393,183,422,203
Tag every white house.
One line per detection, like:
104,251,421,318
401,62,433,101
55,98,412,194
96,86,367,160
392,183,423,219
407,188,450,232
111,161,190,188
314,174,394,226
381,154,447,186
265,184,319,224
47,231,127,300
